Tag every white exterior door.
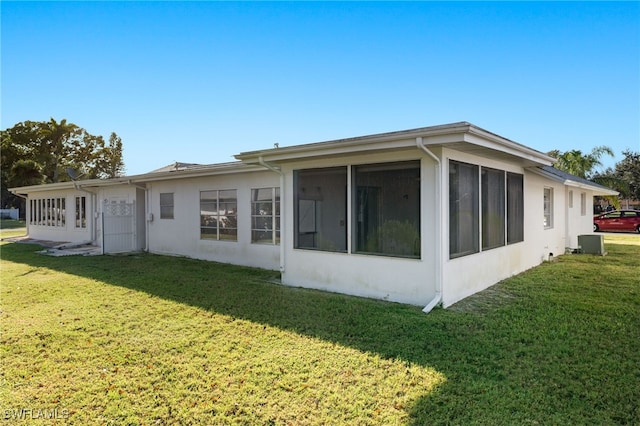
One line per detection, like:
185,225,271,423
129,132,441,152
103,200,136,253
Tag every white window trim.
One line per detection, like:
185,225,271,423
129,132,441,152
199,189,237,241
568,190,573,208
251,187,280,245
29,197,66,228
159,192,174,219
543,187,554,229
75,196,87,228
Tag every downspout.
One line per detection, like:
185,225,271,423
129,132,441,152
73,184,99,251
258,156,285,274
416,137,443,313
127,180,149,252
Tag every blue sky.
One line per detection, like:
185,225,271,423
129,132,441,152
2,1,639,175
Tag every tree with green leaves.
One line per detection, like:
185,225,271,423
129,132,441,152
593,149,640,207
547,145,614,179
548,145,622,210
1,118,125,210
615,150,640,202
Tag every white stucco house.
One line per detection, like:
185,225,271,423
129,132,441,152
9,122,617,311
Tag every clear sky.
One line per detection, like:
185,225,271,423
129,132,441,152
2,1,639,176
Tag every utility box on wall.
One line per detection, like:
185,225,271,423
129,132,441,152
578,234,606,255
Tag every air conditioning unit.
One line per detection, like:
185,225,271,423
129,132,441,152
578,234,606,255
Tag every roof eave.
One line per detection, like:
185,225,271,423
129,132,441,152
9,162,265,194
464,126,555,166
236,122,554,167
235,122,473,162
528,167,619,196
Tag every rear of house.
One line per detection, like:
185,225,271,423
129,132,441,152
10,122,617,310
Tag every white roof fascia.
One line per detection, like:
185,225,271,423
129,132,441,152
236,122,554,167
463,126,555,166
10,180,98,194
237,134,422,163
9,162,266,194
129,163,266,183
528,167,619,196
235,122,474,163
564,179,619,195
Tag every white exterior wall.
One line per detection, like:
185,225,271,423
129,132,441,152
441,149,568,308
147,171,281,270
24,185,140,248
523,173,566,262
280,150,439,306
24,189,95,244
565,187,596,248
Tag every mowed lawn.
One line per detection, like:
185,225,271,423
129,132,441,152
1,228,638,425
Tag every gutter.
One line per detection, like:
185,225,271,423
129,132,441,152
258,156,286,275
416,137,443,313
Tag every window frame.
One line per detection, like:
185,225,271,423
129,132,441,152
568,190,574,208
293,166,348,253
506,172,524,244
352,160,421,259
159,192,174,219
449,161,526,259
481,167,506,251
449,160,480,259
543,187,554,229
200,189,237,241
29,197,66,228
251,187,281,245
75,196,87,228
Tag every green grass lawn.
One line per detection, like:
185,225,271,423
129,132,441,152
0,219,27,239
1,235,638,425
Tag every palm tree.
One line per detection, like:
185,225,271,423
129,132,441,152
547,145,614,179
10,159,43,187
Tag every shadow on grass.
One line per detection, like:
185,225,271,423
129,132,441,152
2,241,639,424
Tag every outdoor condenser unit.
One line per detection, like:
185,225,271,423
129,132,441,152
578,234,606,255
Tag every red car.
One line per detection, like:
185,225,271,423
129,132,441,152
593,210,640,233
